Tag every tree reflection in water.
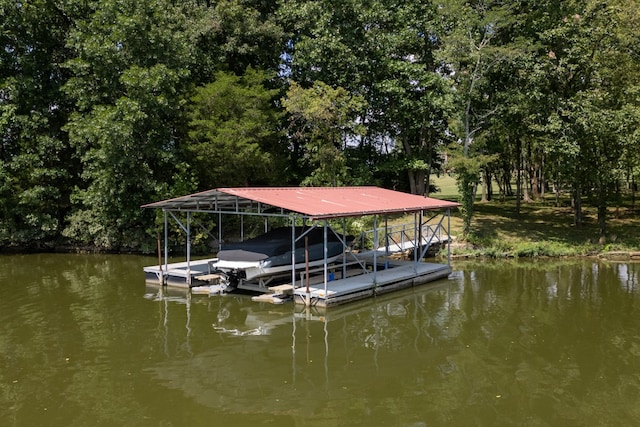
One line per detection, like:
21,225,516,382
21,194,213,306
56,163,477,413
145,260,640,425
2,255,639,426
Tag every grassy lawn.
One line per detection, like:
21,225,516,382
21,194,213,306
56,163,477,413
429,174,459,200
424,174,640,258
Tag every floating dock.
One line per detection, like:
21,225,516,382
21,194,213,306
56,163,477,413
146,255,450,308
141,186,459,307
291,260,451,308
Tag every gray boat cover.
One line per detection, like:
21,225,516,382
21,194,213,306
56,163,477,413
217,226,349,266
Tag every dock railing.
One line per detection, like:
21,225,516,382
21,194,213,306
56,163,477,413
355,216,448,258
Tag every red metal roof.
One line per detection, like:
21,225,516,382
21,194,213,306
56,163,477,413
142,186,459,220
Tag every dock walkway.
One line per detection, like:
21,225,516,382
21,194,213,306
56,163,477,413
292,261,450,308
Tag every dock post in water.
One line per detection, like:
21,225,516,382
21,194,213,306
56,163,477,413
157,232,163,285
305,236,311,307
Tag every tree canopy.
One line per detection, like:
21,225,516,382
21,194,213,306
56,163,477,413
1,0,639,251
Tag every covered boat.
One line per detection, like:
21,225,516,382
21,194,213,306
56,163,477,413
210,226,352,290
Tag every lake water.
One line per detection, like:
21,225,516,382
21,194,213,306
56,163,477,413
1,254,639,426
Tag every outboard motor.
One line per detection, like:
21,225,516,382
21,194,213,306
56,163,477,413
226,270,241,292
214,269,241,292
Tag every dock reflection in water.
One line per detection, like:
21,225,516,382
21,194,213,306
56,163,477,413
143,281,458,422
2,254,640,426
143,260,640,426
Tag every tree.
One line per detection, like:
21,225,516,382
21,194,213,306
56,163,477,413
438,0,512,236
205,0,286,76
280,0,453,194
282,81,366,186
186,68,284,188
0,0,77,247
533,0,640,235
62,0,202,249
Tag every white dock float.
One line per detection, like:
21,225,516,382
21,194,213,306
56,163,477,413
143,258,217,288
292,261,451,308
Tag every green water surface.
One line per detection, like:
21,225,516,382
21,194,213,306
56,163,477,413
1,254,639,426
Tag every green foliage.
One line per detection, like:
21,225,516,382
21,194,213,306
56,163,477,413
61,0,201,249
0,0,76,248
186,68,284,187
459,234,587,258
282,81,366,186
447,148,497,237
1,0,640,252
280,0,454,194
209,0,285,74
63,98,154,249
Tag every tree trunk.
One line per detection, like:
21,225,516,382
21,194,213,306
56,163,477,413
523,168,532,203
515,138,522,215
408,170,417,195
480,173,488,202
522,144,532,203
632,175,636,209
596,178,608,239
539,151,545,199
530,164,540,200
527,141,539,200
496,169,505,201
425,171,431,197
555,162,561,208
504,169,513,197
573,183,582,227
415,169,426,196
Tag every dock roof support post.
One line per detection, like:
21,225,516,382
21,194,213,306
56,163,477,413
341,218,347,279
446,208,452,267
417,211,424,273
413,212,418,266
323,220,328,299
290,219,297,292
240,213,244,242
186,211,191,286
413,212,422,274
164,210,168,282
373,214,378,283
218,212,223,253
384,215,389,261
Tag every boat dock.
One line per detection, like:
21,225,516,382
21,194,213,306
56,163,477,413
141,186,459,308
144,231,448,290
